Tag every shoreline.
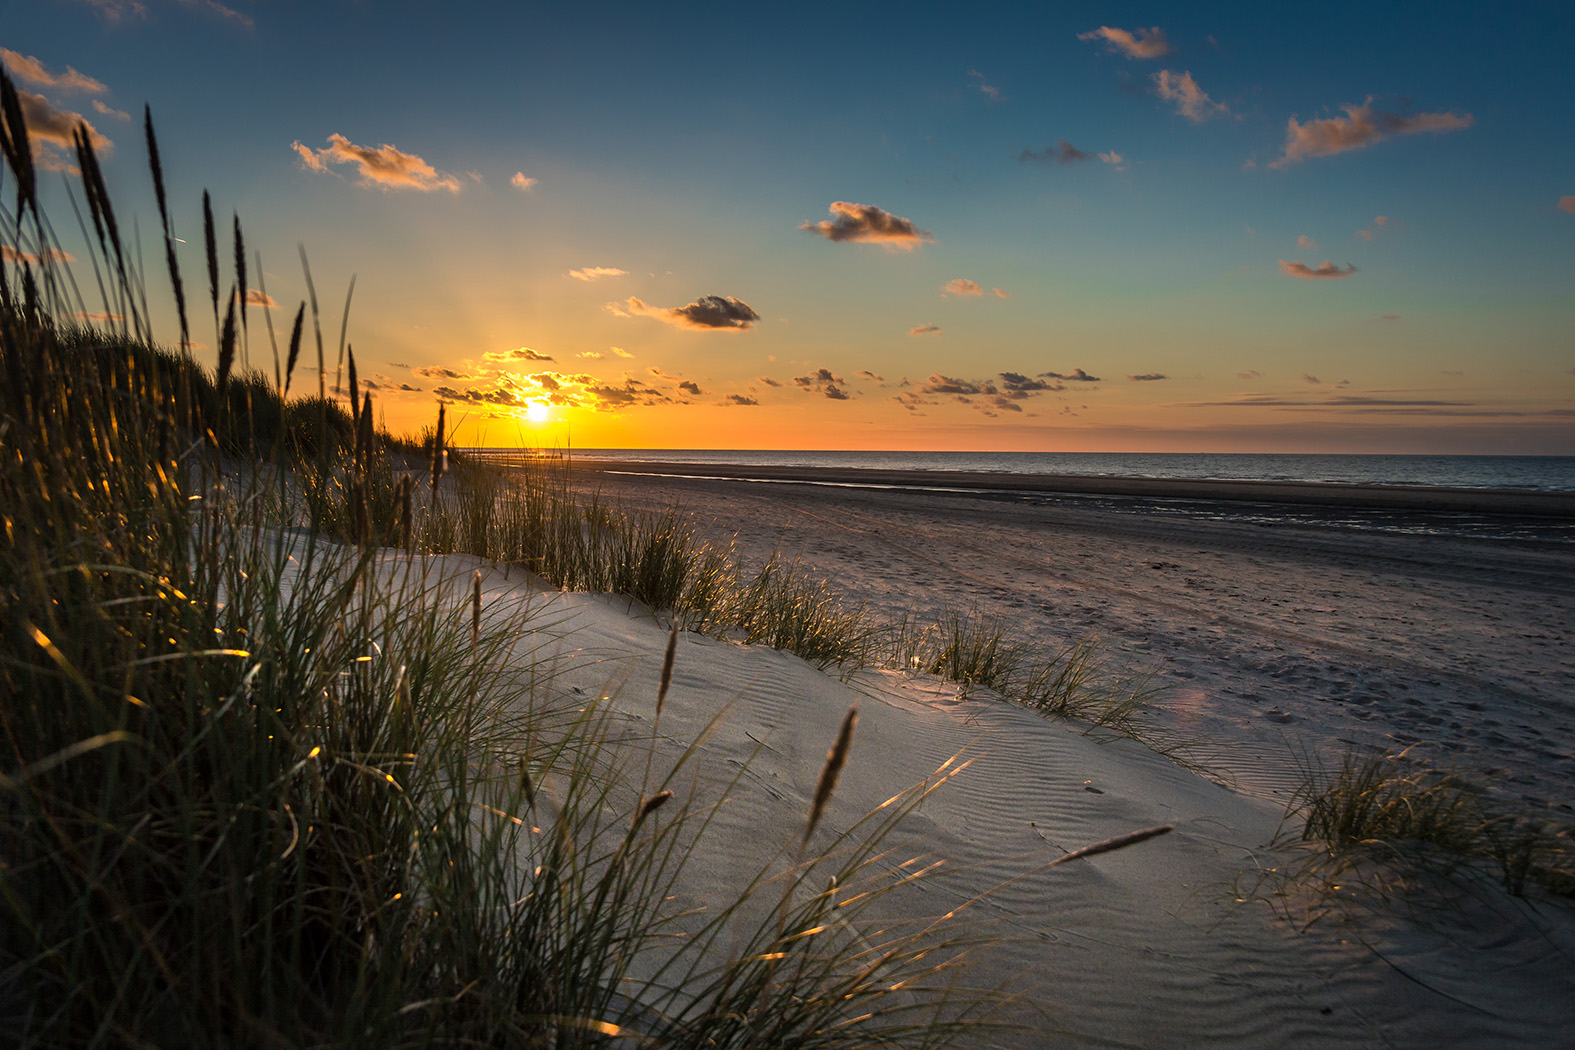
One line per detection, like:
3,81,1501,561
549,457,1575,517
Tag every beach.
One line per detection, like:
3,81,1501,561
442,459,1575,1047
564,461,1575,818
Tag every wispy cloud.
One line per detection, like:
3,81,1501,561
91,99,130,121
1357,214,1399,241
567,266,627,281
967,69,1005,103
179,0,254,28
1040,368,1101,382
1152,70,1227,122
757,376,782,387
1020,139,1092,165
1,49,107,94
14,88,111,171
942,278,982,296
908,323,942,336
1560,196,1575,214
800,201,933,250
1297,234,1317,248
412,366,476,380
726,394,760,406
1078,26,1174,60
243,289,277,308
610,294,759,331
291,134,463,192
510,171,538,191
1302,374,1321,384
1238,369,1263,380
484,347,554,362
1279,259,1357,280
1272,100,1473,167
2,245,75,265
69,0,148,24
611,346,634,358
1127,373,1168,381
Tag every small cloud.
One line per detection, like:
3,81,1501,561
510,171,538,191
800,201,933,249
1152,70,1228,123
856,369,884,382
567,266,628,281
1096,150,1127,170
1,49,108,94
758,376,782,387
1297,234,1317,248
243,289,278,308
2,245,75,265
90,99,130,121
1272,100,1473,168
725,393,760,406
1078,26,1174,60
678,380,702,396
1379,313,1401,322
1237,369,1262,380
71,0,148,24
612,346,634,358
1357,215,1400,241
1020,139,1093,165
291,133,463,192
942,278,983,297
578,351,605,360
992,287,1009,299
1559,196,1575,214
1127,373,1168,381
1279,259,1357,280
484,347,554,362
412,366,474,380
15,88,111,171
908,323,942,336
1040,368,1101,382
611,294,760,331
967,69,1005,103
69,311,125,323
824,385,849,400
1302,373,1321,384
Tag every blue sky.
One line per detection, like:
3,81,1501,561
4,0,1573,450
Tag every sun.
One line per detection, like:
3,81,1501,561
525,401,550,423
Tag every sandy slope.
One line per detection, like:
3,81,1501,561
570,470,1575,819
411,547,1575,1050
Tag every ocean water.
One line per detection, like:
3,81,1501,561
566,450,1575,492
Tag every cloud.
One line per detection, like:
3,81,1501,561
1560,196,1575,214
726,394,760,406
1279,259,1357,280
824,385,849,400
998,372,1059,397
1272,100,1473,167
243,289,278,308
1237,369,1262,380
180,0,254,28
1020,139,1093,165
412,366,475,380
291,134,463,192
1040,368,1101,382
967,69,1005,103
908,323,942,337
91,99,130,121
16,88,112,171
920,374,992,396
675,380,702,396
856,369,884,383
578,351,604,359
1078,26,1174,59
484,347,554,362
70,0,148,23
1302,374,1321,384
610,294,759,331
1297,235,1316,249
2,245,75,265
1152,70,1227,122
611,346,634,358
793,368,850,400
800,201,933,249
757,376,782,387
1357,215,1400,241
942,278,983,297
1127,373,1168,381
510,171,538,191
1,49,107,94
567,266,627,281
1379,314,1400,322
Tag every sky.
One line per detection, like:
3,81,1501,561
3,0,1574,452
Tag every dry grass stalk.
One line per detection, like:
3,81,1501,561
1048,825,1173,868
803,705,857,850
471,570,482,647
203,190,218,332
656,622,678,723
284,303,304,396
144,107,188,351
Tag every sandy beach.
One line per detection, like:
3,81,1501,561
564,462,1575,817
435,459,1575,1048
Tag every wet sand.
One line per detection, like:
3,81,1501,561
566,462,1575,815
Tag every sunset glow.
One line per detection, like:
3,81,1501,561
4,4,1571,452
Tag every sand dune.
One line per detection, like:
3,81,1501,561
421,542,1575,1049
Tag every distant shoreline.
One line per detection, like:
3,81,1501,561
556,457,1575,517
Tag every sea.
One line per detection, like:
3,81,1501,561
565,450,1575,492
546,450,1575,544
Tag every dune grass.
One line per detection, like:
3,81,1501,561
0,76,1184,1047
